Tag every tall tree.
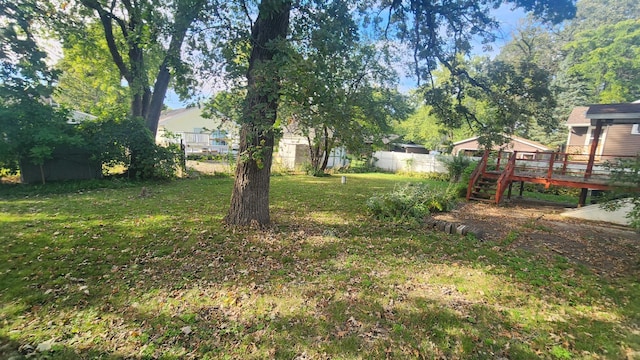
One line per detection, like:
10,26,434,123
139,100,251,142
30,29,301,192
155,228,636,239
563,0,640,36
551,0,640,113
225,0,292,226
69,0,210,136
563,19,640,104
0,0,77,173
222,0,575,226
279,2,409,175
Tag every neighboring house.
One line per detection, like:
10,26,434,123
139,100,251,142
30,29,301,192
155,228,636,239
156,107,239,154
451,134,551,159
566,102,640,160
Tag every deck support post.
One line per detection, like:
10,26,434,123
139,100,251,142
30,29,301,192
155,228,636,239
579,188,588,207
585,120,603,180
519,181,524,198
579,119,603,208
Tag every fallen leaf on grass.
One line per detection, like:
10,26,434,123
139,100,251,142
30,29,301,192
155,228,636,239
36,339,55,352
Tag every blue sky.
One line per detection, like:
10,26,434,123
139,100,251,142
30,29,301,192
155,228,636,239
164,4,527,109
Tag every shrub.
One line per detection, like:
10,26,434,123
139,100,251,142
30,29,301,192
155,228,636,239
440,154,472,183
78,116,182,180
302,162,329,177
453,160,478,197
366,183,459,222
521,183,581,196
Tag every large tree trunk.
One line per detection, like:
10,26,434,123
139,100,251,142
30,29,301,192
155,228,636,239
225,0,291,226
319,126,331,172
146,66,171,136
307,133,322,173
145,3,199,136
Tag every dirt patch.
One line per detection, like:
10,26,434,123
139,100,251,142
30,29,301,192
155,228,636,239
432,199,640,278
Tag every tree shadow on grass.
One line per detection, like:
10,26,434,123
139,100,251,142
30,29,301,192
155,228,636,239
1,179,637,358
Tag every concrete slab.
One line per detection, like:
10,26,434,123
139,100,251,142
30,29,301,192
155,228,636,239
560,199,633,226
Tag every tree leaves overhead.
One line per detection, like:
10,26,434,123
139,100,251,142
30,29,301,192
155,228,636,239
381,0,576,86
54,24,130,117
563,19,640,104
278,1,410,174
424,56,556,147
367,0,576,148
0,0,60,99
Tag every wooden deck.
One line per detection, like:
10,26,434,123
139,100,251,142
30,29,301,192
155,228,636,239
467,151,637,206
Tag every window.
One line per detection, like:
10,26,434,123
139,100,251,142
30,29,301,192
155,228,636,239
632,124,640,135
210,130,228,146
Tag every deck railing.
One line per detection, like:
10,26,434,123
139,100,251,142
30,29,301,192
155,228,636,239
468,150,639,204
495,153,516,203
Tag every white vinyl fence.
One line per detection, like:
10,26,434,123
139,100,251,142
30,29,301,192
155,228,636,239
373,151,450,174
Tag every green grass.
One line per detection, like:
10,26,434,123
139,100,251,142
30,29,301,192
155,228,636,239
1,173,638,359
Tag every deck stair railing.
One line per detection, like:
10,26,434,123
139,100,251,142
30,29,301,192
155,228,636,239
466,149,639,206
467,150,504,202
494,152,517,204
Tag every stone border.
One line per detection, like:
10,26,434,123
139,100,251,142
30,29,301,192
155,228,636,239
424,217,484,240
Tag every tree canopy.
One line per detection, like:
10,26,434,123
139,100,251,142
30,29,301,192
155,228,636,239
2,0,579,226
278,2,410,175
54,23,130,117
563,19,640,104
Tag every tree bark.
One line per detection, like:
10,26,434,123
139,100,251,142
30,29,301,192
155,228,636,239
320,126,330,172
81,0,203,137
225,0,291,226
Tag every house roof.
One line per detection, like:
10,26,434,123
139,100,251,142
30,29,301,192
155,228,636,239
67,110,97,124
394,142,427,149
565,106,590,127
452,134,550,151
586,102,640,125
158,107,236,133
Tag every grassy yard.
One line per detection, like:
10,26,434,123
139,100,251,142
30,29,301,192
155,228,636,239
0,173,638,359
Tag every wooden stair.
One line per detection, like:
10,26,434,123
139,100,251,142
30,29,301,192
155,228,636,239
469,176,498,202
466,150,516,204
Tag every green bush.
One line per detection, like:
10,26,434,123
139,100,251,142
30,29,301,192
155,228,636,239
453,160,478,197
440,154,472,183
78,116,182,180
366,183,459,222
0,99,84,174
603,157,640,229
